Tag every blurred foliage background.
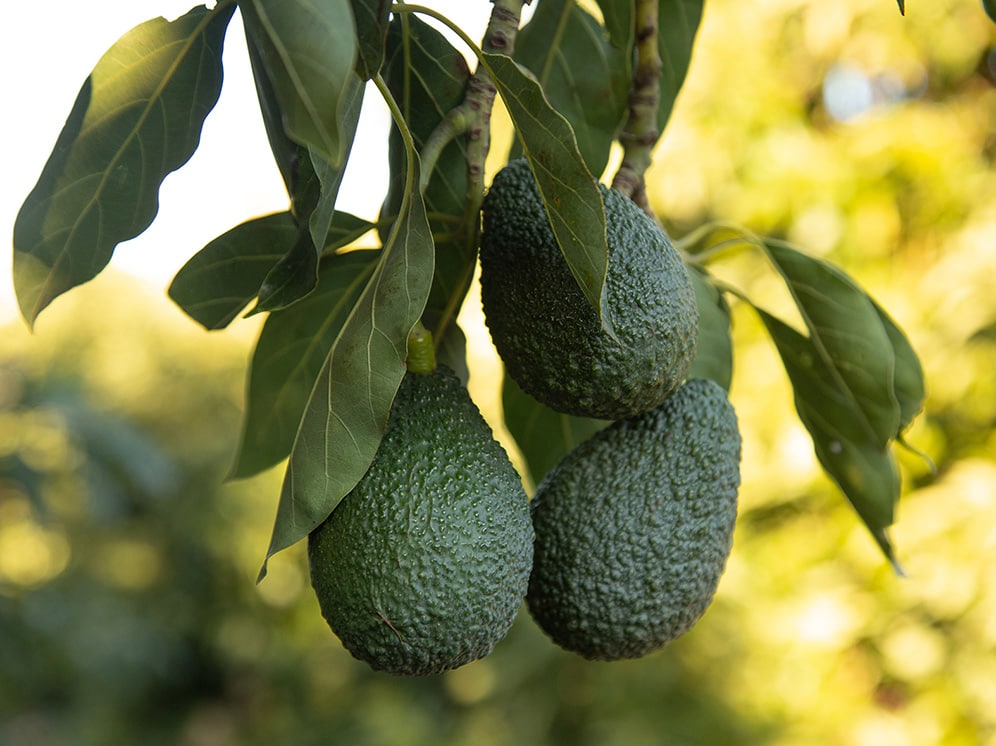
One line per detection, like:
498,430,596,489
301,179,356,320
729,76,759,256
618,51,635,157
2,0,994,743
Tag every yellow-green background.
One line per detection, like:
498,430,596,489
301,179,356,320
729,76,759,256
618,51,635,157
2,0,994,743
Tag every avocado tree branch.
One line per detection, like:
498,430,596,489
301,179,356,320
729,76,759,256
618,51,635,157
611,0,662,216
399,0,529,201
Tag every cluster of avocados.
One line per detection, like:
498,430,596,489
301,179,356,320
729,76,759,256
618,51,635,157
307,159,743,675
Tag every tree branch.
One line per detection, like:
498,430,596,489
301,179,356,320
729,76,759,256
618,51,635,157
611,0,662,216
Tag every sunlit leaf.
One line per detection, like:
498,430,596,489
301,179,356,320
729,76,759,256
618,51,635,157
168,212,294,330
12,4,236,327
687,267,733,390
383,15,472,344
241,0,357,167
259,161,434,579
483,53,611,334
232,250,380,478
503,374,608,488
758,310,901,569
763,240,900,446
351,0,391,78
515,0,630,176
658,0,704,132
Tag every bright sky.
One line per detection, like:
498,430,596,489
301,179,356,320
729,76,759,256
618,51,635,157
1,2,496,323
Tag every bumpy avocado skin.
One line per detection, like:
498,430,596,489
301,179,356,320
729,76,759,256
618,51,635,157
526,379,741,661
308,367,534,676
479,159,699,420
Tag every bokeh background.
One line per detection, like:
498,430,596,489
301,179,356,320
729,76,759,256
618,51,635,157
2,0,994,744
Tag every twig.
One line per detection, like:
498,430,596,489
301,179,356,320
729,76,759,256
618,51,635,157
611,0,662,216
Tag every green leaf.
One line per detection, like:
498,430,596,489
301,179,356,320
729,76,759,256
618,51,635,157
168,211,295,329
259,161,434,579
232,250,380,478
687,267,733,390
241,0,358,167
168,210,373,329
658,0,705,131
757,310,901,569
483,53,612,334
307,75,365,250
382,15,472,345
503,373,608,487
252,76,366,315
872,301,924,433
12,4,236,327
985,0,996,23
351,0,391,78
595,0,635,52
763,240,900,446
515,0,630,176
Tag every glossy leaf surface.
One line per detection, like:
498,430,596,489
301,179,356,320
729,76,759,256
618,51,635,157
13,4,235,326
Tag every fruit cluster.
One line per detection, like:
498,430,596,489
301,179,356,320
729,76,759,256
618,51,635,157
308,160,742,675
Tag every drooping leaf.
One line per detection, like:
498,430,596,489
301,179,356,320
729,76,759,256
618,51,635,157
897,0,906,15
483,53,611,334
259,161,434,579
306,75,365,251
515,0,630,176
253,77,364,314
382,15,472,344
763,240,900,446
658,0,705,132
12,4,236,327
241,0,357,167
757,310,901,569
595,0,635,52
872,300,925,433
168,210,373,329
503,373,608,488
351,0,391,78
687,267,733,390
232,250,380,478
168,211,295,329
244,19,312,210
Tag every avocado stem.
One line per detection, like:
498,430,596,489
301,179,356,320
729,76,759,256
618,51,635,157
406,322,437,374
611,0,662,218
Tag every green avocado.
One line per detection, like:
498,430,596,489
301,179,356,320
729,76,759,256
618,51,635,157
479,159,699,420
526,379,741,661
308,366,534,676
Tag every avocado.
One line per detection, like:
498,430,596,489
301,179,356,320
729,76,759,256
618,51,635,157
479,159,699,420
308,366,534,676
526,379,741,660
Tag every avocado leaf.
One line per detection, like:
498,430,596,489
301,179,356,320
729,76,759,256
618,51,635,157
757,309,902,572
382,15,473,346
687,267,734,391
13,4,235,327
259,157,434,581
658,0,705,132
240,0,357,169
168,210,373,329
762,240,901,446
231,249,381,480
514,0,630,176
